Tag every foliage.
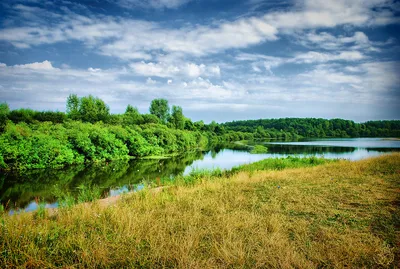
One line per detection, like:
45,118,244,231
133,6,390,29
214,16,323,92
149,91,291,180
1,95,399,171
77,184,102,203
231,156,335,173
0,120,210,170
8,108,37,124
66,94,110,123
123,105,143,126
169,105,185,129
0,103,9,133
79,95,110,123
66,94,80,120
223,118,400,138
142,114,161,124
149,98,170,124
250,145,268,154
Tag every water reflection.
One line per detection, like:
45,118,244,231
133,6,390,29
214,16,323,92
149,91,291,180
1,151,204,212
1,138,399,213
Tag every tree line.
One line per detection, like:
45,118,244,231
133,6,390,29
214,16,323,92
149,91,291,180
0,96,252,170
222,118,400,138
0,95,399,170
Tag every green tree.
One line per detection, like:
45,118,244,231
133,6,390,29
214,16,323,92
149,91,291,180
66,94,80,120
66,94,110,123
142,114,161,124
149,99,170,124
8,108,37,124
96,98,110,122
194,120,205,131
0,102,9,132
169,105,185,129
123,105,143,125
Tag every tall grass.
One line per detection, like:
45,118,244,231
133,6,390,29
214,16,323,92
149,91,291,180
0,154,399,268
76,184,102,203
232,155,335,172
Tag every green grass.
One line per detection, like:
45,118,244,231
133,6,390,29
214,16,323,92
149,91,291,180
250,145,268,154
0,154,399,268
76,184,102,203
232,155,335,172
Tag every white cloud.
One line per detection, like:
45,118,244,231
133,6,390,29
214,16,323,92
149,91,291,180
180,77,237,100
130,62,180,78
0,0,397,63
235,50,365,74
265,0,400,30
1,59,399,121
299,68,363,85
0,61,125,83
236,53,284,74
117,0,193,9
297,31,387,52
146,77,157,84
130,61,221,78
292,51,365,63
0,1,399,121
14,60,55,70
0,8,277,59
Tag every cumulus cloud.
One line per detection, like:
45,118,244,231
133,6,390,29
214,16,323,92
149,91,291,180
1,59,399,120
0,0,397,62
264,0,400,31
13,60,55,70
146,77,157,84
0,6,277,58
116,0,194,9
296,31,392,52
130,61,221,78
0,0,399,121
0,61,125,83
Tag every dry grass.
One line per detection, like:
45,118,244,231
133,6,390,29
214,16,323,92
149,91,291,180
1,154,399,268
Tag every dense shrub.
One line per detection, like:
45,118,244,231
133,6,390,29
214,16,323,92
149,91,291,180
0,121,211,170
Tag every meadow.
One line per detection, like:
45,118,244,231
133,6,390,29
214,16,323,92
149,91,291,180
0,154,399,268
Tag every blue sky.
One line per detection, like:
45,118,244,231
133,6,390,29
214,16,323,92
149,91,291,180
0,0,399,123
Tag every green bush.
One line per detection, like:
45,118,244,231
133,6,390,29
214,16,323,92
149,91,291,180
250,145,268,154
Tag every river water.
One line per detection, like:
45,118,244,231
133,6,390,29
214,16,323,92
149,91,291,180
1,138,399,214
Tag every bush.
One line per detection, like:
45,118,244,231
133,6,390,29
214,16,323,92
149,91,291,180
250,145,268,154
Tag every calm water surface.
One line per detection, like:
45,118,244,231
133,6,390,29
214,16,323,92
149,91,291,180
1,138,399,214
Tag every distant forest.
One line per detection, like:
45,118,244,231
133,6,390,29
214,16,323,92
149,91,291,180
0,95,399,170
222,118,400,138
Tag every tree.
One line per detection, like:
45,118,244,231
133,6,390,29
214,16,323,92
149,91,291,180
8,108,37,124
142,114,161,124
194,120,205,131
123,105,143,125
184,118,195,131
94,97,110,122
66,94,80,120
34,111,66,123
208,121,218,132
66,95,110,123
149,99,170,124
169,105,185,129
0,102,9,132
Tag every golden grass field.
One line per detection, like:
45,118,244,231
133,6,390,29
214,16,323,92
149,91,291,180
1,154,399,268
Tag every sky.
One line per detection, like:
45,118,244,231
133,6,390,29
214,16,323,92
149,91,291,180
0,0,399,123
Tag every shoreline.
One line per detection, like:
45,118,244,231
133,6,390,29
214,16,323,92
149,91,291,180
2,153,399,268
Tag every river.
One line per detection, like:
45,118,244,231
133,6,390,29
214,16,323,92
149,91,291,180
1,137,399,214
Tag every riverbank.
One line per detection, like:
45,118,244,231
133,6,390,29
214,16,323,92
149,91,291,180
1,154,399,268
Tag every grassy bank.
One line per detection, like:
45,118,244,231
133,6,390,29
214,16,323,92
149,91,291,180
1,154,399,268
